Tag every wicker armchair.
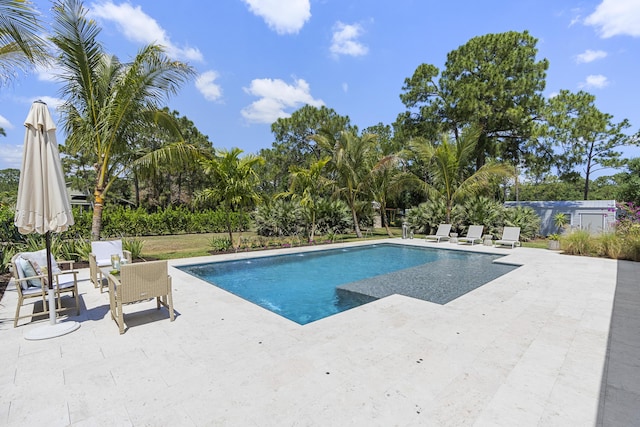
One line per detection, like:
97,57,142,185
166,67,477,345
89,240,132,292
11,251,80,327
108,260,174,334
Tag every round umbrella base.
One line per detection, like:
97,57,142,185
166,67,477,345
24,321,80,341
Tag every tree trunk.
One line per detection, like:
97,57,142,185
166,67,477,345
309,211,316,242
91,189,104,241
225,213,234,249
583,168,591,200
381,203,393,237
351,204,362,238
133,173,140,207
584,143,595,200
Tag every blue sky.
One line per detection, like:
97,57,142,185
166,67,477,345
1,0,639,174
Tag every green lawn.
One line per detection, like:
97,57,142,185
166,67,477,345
139,228,401,260
139,227,547,260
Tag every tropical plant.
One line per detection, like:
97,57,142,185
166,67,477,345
553,212,569,233
50,0,197,240
123,237,145,259
283,157,332,241
0,0,49,86
196,148,264,248
313,130,377,238
209,237,232,252
503,206,541,241
405,126,513,223
406,199,451,234
461,196,504,237
370,154,402,236
314,198,353,235
254,199,303,237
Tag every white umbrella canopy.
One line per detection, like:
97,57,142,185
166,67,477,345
15,100,74,234
14,100,78,339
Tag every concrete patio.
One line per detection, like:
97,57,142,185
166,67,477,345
0,239,637,426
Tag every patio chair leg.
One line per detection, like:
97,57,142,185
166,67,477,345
14,296,23,328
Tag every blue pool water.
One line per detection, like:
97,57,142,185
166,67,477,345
178,244,517,325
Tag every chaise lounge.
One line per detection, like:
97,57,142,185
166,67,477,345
425,224,452,243
495,226,521,248
458,225,484,245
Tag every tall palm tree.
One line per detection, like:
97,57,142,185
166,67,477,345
196,148,264,248
283,157,332,242
313,130,377,238
50,0,197,240
0,0,49,85
406,126,513,223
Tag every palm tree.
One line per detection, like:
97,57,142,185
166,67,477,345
0,0,49,85
283,157,332,242
406,126,513,223
370,154,402,236
50,0,197,240
196,148,264,248
313,130,377,238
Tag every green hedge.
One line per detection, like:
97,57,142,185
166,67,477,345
0,204,250,242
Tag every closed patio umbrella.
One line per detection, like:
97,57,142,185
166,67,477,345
14,100,79,340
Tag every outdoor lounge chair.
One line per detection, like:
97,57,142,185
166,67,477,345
495,226,521,248
425,224,452,243
458,225,484,245
10,250,79,327
108,260,175,334
89,240,132,293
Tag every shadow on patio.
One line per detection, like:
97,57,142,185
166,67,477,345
597,260,640,426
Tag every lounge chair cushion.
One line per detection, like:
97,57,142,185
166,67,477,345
16,257,39,289
21,249,62,274
92,240,126,267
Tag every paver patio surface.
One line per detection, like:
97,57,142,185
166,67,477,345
0,239,632,426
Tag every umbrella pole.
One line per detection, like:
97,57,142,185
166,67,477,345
46,231,56,325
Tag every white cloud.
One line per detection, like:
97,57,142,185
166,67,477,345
195,71,223,101
569,14,582,27
0,114,14,130
342,82,349,93
241,78,324,124
0,143,24,169
90,1,203,61
584,0,640,37
242,0,311,35
575,49,608,63
579,74,610,89
34,63,63,82
330,22,368,58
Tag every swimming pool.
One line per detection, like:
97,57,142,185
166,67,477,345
178,244,518,325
